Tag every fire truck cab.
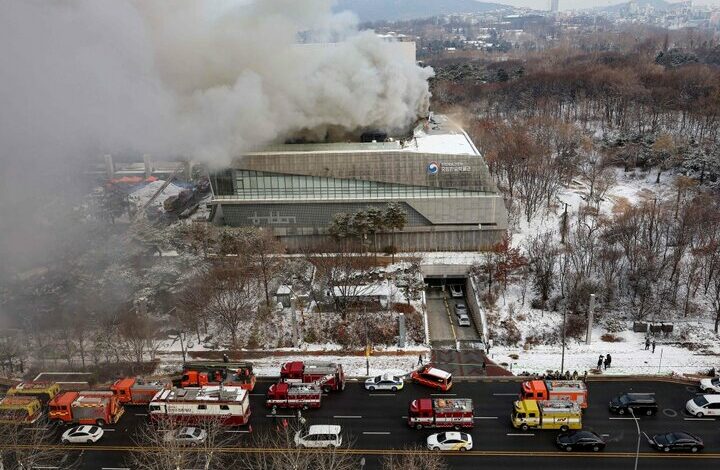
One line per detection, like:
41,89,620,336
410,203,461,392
511,399,582,431
410,365,453,391
111,378,167,405
0,396,43,424
266,382,322,410
408,398,474,430
174,361,256,391
48,391,125,427
520,380,588,409
280,361,345,393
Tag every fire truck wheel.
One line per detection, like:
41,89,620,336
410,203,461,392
521,424,529,431
96,419,106,427
368,386,375,391
560,425,569,432
415,424,423,430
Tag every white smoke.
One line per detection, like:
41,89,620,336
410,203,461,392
0,0,432,168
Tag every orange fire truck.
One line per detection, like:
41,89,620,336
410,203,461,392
149,385,251,426
520,380,588,409
0,396,43,424
266,382,322,410
408,398,474,430
111,378,167,405
48,391,125,426
280,361,345,393
7,381,61,404
173,361,256,391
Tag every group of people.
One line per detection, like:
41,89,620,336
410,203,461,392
597,354,612,371
645,337,657,353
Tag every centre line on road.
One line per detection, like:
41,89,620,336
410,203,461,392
474,416,499,420
135,413,147,417
431,393,457,397
492,393,518,396
507,433,534,437
683,417,714,421
609,417,637,420
369,393,395,396
334,415,362,419
363,432,391,435
265,415,295,418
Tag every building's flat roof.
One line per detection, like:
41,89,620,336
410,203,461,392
243,114,479,158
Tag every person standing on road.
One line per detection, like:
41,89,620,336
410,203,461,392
418,354,424,366
645,337,650,350
597,355,604,370
604,354,612,370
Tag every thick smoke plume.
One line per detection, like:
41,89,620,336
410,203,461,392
0,0,432,277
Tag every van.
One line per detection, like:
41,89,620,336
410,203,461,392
686,394,720,417
294,424,342,448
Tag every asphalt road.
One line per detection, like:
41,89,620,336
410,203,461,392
36,378,720,469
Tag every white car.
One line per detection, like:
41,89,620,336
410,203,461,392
449,285,463,298
699,377,720,393
365,373,404,392
61,425,104,444
454,302,467,316
457,314,471,327
294,424,342,448
163,427,207,446
686,394,720,417
426,431,473,451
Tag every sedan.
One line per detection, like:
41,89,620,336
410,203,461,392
365,373,404,392
457,314,471,327
699,377,720,393
454,302,467,316
427,432,473,451
649,432,703,453
163,427,207,447
449,285,463,298
556,430,606,452
61,425,104,444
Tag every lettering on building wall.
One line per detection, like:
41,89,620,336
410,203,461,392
249,211,297,225
427,161,472,174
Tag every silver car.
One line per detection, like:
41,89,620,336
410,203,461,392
365,373,404,391
454,301,467,316
457,314,471,327
163,427,207,447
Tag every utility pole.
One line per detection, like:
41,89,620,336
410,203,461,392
629,408,640,470
560,302,568,375
586,294,595,345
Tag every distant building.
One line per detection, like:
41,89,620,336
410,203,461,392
550,0,559,14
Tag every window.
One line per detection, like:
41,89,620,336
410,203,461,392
197,405,207,410
220,405,230,410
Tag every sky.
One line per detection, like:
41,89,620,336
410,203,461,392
499,0,720,10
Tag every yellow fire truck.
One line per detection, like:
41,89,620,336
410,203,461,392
511,399,582,431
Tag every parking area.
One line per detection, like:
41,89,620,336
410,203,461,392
425,282,482,345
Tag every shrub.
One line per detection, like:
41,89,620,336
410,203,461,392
530,297,545,309
604,318,626,333
500,319,522,346
393,303,416,314
509,353,520,360
600,333,624,342
561,314,588,340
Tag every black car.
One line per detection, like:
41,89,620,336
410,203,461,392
609,393,658,416
649,432,703,453
556,430,606,452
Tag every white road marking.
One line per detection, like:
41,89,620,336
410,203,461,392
401,416,408,419
101,468,130,470
609,417,637,420
683,417,714,421
431,393,457,397
102,428,116,431
134,413,148,417
369,393,395,396
32,467,60,469
265,415,295,418
23,427,48,431
334,415,362,419
474,416,499,420
492,393,518,396
363,431,391,435
601,434,610,437
225,430,252,433
507,433,535,436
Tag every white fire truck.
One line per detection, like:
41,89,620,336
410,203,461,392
408,398,474,430
149,386,251,426
266,382,322,410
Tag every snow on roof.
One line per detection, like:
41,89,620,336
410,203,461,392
128,180,184,210
426,367,452,379
332,282,390,298
277,285,292,295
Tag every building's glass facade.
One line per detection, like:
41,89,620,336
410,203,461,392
212,169,483,201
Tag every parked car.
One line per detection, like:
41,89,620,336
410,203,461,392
454,302,467,316
61,425,104,444
609,393,658,416
457,314,471,327
685,394,720,417
365,373,404,392
163,427,207,446
648,432,703,452
556,430,606,452
426,431,473,451
449,285,463,298
294,425,342,448
699,377,720,393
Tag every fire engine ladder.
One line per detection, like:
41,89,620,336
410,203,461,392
313,374,334,387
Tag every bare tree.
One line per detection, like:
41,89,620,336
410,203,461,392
244,228,286,308
0,416,79,470
380,445,448,470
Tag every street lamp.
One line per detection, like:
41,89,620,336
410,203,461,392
560,300,568,376
629,408,641,470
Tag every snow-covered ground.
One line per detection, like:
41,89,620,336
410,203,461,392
128,180,184,210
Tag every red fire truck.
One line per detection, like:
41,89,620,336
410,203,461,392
408,398,474,430
111,377,167,405
148,385,251,426
266,382,322,410
173,361,256,391
280,361,345,393
519,380,588,409
48,391,125,426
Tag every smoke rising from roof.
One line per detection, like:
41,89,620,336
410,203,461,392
0,0,432,276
